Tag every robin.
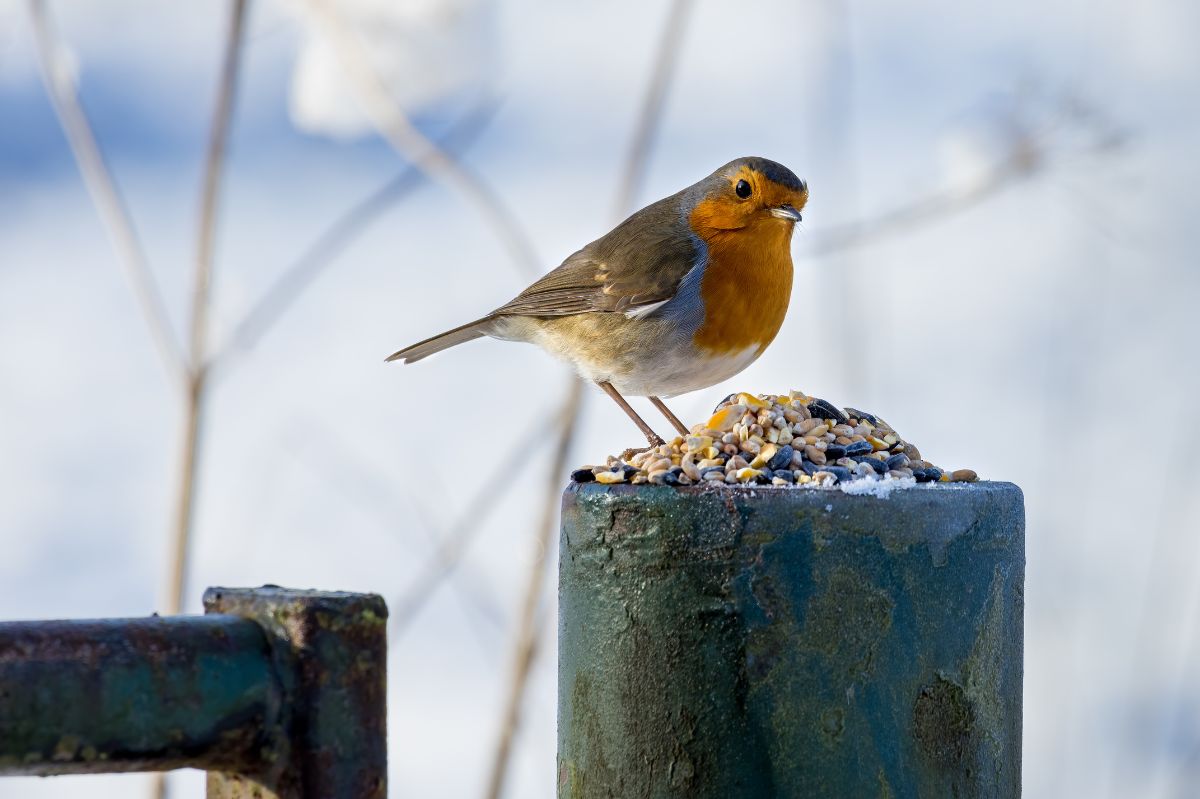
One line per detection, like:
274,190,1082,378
387,156,808,446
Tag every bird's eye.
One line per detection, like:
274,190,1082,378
735,179,752,199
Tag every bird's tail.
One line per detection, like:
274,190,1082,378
385,316,493,364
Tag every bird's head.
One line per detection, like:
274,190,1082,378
687,157,808,237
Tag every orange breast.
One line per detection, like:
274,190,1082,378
689,209,794,355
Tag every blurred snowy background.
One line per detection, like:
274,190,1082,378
1,0,1198,797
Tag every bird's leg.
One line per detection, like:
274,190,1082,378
596,381,665,449
649,396,689,437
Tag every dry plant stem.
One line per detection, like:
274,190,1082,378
612,0,694,218
597,380,665,446
804,155,1030,257
387,408,559,639
155,4,247,799
304,0,540,279
483,3,695,796
210,100,500,370
484,378,584,799
27,0,183,380
649,395,689,436
164,0,247,616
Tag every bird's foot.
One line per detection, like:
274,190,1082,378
620,436,665,462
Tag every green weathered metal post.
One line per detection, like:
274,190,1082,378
204,587,388,799
558,482,1025,798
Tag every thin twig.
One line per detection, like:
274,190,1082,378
611,0,693,219
27,0,184,380
483,4,696,796
802,157,1029,257
801,111,1124,258
163,0,248,619
303,0,540,278
209,100,500,371
387,402,564,640
154,8,248,796
484,379,582,799
286,414,511,639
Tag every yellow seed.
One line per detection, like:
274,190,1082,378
685,435,714,452
706,404,747,432
797,474,812,484
750,443,777,469
736,392,770,410
868,436,889,451
883,432,899,446
735,467,763,482
697,458,724,470
594,470,626,484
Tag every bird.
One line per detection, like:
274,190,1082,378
386,156,808,446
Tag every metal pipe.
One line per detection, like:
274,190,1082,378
0,615,280,776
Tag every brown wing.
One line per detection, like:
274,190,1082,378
493,193,700,318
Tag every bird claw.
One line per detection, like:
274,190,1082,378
620,437,665,462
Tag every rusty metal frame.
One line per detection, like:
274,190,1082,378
0,586,387,798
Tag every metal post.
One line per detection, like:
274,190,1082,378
0,586,387,798
558,482,1025,798
204,586,388,799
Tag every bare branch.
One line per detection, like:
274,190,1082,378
483,4,696,796
27,0,184,380
802,103,1126,258
164,0,249,619
303,0,541,278
155,9,248,797
387,401,563,639
801,158,1026,257
612,0,694,219
208,99,500,371
484,378,583,799
285,416,509,643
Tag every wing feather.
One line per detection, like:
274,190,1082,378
492,194,699,318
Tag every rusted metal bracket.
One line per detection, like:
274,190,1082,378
0,585,387,798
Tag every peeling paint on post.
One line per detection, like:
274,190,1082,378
558,482,1024,798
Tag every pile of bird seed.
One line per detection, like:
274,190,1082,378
571,390,979,491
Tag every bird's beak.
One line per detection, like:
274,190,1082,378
770,204,802,222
